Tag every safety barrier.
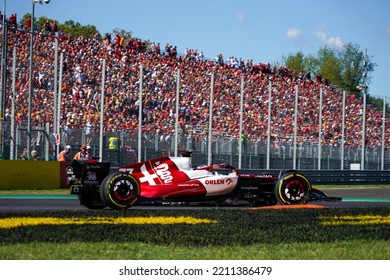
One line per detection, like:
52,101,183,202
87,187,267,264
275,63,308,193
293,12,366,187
1,159,388,190
0,160,68,190
239,169,390,185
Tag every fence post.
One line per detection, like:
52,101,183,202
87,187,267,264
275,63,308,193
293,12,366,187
56,52,63,156
266,81,272,169
293,85,298,169
174,68,180,157
10,46,16,160
381,96,386,170
318,88,323,170
45,123,50,160
138,64,143,162
238,77,244,169
341,90,346,170
207,73,214,165
99,59,106,161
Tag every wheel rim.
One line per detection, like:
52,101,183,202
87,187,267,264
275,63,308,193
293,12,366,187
113,179,135,202
284,179,306,201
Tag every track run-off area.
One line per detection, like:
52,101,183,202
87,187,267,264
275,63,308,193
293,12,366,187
0,188,389,212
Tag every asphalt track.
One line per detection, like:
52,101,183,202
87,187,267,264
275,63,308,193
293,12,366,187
0,188,389,212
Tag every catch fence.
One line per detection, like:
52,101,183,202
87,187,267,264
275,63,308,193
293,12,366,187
2,124,389,171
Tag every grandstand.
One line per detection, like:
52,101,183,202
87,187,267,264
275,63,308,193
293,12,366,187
1,16,389,169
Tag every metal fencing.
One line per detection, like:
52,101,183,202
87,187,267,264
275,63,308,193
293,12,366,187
3,124,388,171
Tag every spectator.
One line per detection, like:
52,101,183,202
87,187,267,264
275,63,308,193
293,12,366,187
8,13,17,29
155,42,161,54
2,21,389,153
165,43,171,56
86,145,92,159
42,20,51,33
51,20,58,33
31,150,42,161
171,46,177,58
93,31,101,41
20,148,28,160
25,16,31,31
85,119,93,144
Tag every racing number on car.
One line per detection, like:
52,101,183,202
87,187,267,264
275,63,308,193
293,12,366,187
155,163,173,183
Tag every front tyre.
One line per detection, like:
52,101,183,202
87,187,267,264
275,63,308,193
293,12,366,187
275,172,311,205
100,172,140,210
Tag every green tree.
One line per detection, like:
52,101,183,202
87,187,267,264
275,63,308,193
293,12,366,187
284,51,305,77
283,43,376,97
283,52,320,80
112,28,133,40
317,46,343,87
18,14,98,38
59,20,98,38
282,43,384,113
338,43,375,96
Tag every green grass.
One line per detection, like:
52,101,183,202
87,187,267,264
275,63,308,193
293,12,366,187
0,189,69,195
0,240,387,260
0,208,389,260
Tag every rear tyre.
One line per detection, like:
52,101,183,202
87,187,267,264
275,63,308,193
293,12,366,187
275,172,311,205
100,172,140,210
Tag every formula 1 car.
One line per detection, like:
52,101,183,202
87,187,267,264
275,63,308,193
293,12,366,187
69,154,339,210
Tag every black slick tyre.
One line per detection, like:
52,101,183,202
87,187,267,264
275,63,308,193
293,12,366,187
274,172,311,205
100,172,140,210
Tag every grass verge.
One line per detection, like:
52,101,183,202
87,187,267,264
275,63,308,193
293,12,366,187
0,208,389,260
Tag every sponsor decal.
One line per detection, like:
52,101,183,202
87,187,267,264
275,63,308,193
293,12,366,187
87,164,102,170
155,163,173,183
241,186,259,190
205,179,225,185
178,183,200,187
109,174,125,187
83,171,98,185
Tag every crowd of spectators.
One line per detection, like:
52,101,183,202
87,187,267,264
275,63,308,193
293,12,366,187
2,16,389,151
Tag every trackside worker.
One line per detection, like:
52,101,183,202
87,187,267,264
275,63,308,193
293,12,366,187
57,145,72,162
74,144,88,161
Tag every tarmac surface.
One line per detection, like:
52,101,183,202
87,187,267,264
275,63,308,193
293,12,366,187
0,188,389,212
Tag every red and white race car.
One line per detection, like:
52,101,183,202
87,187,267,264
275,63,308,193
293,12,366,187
69,154,338,210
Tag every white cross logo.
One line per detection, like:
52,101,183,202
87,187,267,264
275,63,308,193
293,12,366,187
139,164,159,185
